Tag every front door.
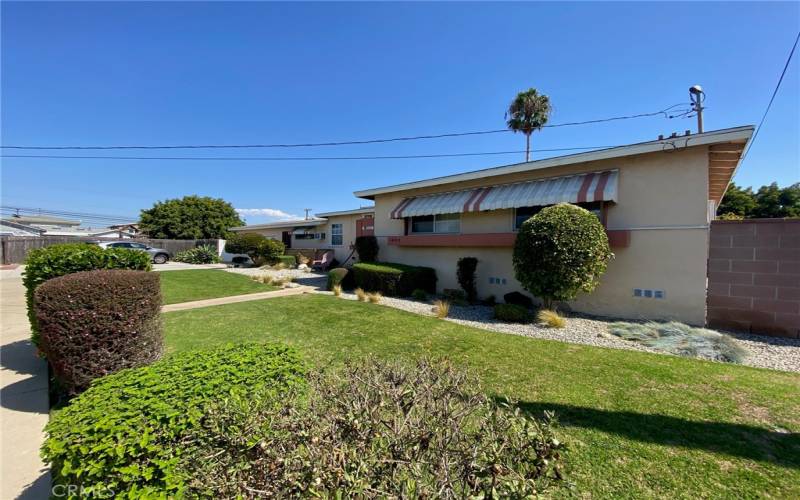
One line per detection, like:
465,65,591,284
282,231,292,249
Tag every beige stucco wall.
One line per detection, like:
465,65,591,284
370,146,711,325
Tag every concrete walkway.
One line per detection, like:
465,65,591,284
1,277,51,499
162,286,313,312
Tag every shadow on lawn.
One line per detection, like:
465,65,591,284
514,400,800,469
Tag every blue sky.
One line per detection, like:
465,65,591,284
2,2,798,225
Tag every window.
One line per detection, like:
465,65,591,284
331,224,343,246
410,213,460,234
514,202,604,230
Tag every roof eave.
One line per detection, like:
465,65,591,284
354,126,755,199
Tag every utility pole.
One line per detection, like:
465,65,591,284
304,208,312,220
689,85,705,133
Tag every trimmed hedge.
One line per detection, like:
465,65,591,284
354,235,379,262
23,243,152,347
35,270,163,394
42,343,306,498
352,262,437,297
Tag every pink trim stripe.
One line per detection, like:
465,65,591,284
471,186,493,212
391,197,415,219
576,173,595,203
462,188,484,213
593,171,612,202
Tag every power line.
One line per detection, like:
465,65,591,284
0,104,689,151
1,206,138,223
742,31,800,160
0,146,615,162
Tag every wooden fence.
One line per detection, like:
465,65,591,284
0,236,221,265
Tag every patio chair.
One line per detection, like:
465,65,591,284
311,250,334,271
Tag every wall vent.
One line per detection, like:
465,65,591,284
634,288,665,299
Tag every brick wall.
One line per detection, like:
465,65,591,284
707,219,800,338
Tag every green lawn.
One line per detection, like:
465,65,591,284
158,269,277,304
164,294,800,498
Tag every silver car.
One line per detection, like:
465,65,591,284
98,241,171,264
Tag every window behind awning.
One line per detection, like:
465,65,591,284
390,170,618,219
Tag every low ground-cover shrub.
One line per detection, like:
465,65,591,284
173,244,221,264
352,261,436,296
504,291,534,309
443,288,469,306
275,255,296,268
42,343,306,497
23,243,152,347
411,288,428,301
35,270,163,394
183,358,565,498
609,321,748,363
354,235,379,262
494,303,532,323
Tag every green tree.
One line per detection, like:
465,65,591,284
717,183,756,218
752,182,800,218
512,203,612,309
139,195,244,239
506,88,552,162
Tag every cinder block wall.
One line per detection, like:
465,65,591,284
707,219,800,338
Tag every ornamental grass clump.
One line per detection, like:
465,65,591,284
433,299,451,318
182,358,565,498
608,321,748,363
332,284,342,297
367,291,383,304
355,288,367,301
538,309,566,329
34,269,163,394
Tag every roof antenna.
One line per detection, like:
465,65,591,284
304,208,312,220
689,85,705,133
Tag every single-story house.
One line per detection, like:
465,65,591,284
0,219,45,237
353,126,754,325
230,207,374,264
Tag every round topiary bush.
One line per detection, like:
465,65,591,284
327,267,349,290
42,343,306,497
513,203,612,308
35,269,163,394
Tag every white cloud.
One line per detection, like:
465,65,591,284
235,208,298,220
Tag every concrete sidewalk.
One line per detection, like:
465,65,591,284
1,277,51,499
162,285,312,312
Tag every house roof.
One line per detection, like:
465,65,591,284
229,218,327,232
315,207,375,217
354,126,754,200
0,219,45,236
4,215,81,227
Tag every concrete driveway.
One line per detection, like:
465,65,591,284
0,274,51,499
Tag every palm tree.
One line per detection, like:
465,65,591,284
506,88,552,162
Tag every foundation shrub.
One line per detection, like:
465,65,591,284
411,288,428,301
173,244,221,264
443,288,469,306
513,203,612,309
23,243,152,347
352,262,436,297
494,303,532,323
35,270,163,394
182,358,565,498
354,235,379,262
42,343,306,498
456,257,479,302
326,267,349,291
504,291,534,309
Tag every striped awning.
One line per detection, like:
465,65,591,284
390,170,618,219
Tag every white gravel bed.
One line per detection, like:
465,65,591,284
320,291,800,373
225,266,328,289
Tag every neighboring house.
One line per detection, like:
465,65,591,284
230,207,374,264
4,215,81,231
353,126,753,325
40,227,137,238
0,219,45,237
108,223,142,236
